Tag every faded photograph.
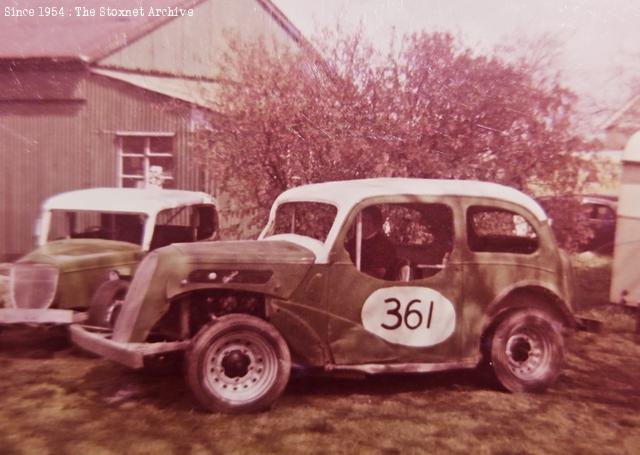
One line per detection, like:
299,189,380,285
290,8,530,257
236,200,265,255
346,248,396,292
1,1,639,453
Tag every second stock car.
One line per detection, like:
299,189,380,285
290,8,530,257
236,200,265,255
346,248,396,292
71,178,576,413
0,188,217,327
538,194,618,254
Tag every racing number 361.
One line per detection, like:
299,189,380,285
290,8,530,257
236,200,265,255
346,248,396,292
381,298,434,330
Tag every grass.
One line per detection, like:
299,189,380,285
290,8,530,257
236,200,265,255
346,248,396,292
0,255,639,454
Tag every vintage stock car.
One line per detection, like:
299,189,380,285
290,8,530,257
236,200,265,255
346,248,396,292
0,188,217,327
71,178,576,413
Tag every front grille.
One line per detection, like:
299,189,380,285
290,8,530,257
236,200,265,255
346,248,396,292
9,264,59,309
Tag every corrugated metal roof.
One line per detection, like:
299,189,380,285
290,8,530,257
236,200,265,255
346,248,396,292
0,0,305,63
91,68,221,108
0,0,205,61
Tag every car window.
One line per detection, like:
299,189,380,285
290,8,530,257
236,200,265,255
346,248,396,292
345,203,454,281
49,210,145,245
467,206,538,254
593,204,615,221
151,205,216,249
268,202,337,243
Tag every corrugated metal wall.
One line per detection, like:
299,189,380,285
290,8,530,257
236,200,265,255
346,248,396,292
99,0,293,79
0,70,206,261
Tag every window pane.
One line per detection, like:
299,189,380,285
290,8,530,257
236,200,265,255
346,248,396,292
467,206,538,254
271,202,337,242
123,156,144,176
149,136,173,154
122,137,145,154
150,207,195,249
48,211,143,245
122,177,144,188
149,156,174,184
156,207,191,227
594,205,615,221
344,203,453,281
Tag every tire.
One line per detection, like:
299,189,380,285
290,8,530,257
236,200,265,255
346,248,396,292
185,314,291,414
488,308,564,393
87,280,129,328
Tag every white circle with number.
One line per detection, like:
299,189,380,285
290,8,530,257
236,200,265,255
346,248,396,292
361,287,456,347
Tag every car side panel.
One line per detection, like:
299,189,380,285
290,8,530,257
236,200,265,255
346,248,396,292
459,199,570,358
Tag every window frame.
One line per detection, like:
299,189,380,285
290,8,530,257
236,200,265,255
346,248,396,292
116,132,175,189
466,205,540,255
341,200,456,281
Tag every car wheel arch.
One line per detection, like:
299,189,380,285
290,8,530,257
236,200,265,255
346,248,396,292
479,287,571,369
485,284,574,332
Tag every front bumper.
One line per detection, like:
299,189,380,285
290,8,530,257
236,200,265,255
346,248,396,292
0,308,87,325
69,324,190,369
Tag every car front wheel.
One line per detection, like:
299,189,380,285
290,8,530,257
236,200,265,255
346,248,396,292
87,279,128,328
185,314,291,413
489,308,564,393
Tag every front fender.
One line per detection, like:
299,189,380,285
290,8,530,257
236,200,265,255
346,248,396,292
268,299,329,367
114,249,314,343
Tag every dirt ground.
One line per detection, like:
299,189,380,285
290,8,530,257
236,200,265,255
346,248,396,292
0,257,639,454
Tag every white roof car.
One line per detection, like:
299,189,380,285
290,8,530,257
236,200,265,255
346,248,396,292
39,188,217,250
272,178,547,220
261,178,547,262
43,188,215,215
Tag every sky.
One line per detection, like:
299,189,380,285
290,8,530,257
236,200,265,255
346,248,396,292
274,0,640,130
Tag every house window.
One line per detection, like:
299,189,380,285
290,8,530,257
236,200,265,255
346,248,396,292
117,133,175,188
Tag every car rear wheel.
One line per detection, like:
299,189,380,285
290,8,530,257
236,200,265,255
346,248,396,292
185,314,291,414
87,279,128,328
489,308,564,392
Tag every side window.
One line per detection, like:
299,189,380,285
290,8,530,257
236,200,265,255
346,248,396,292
272,202,337,242
344,203,454,281
195,206,218,240
593,204,615,221
467,206,538,254
151,206,197,249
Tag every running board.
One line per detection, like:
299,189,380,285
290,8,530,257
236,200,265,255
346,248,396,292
325,358,480,375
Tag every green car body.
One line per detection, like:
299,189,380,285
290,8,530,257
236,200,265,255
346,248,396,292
0,188,218,325
71,178,575,412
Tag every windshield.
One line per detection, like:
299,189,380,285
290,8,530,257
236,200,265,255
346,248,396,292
264,202,337,243
48,210,146,245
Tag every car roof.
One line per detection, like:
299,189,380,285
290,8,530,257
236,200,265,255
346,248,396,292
43,188,216,214
581,194,618,204
537,194,618,207
275,178,547,220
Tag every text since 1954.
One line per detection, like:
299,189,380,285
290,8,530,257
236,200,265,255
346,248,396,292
4,7,65,16
4,6,195,17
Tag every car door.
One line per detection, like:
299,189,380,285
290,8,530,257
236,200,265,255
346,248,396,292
460,202,552,358
325,197,464,365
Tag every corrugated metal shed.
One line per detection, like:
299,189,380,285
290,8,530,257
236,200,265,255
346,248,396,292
0,0,307,260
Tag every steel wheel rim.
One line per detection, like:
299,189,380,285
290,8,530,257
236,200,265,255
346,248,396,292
505,328,550,380
203,330,278,404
